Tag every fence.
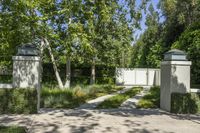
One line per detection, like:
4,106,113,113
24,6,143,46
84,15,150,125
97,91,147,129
116,68,160,86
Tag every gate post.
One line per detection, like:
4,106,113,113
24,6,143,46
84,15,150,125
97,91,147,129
160,49,192,112
12,45,41,112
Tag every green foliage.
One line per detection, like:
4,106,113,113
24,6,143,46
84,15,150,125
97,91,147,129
137,86,160,108
0,88,37,114
0,126,26,133
171,22,200,84
41,87,86,109
42,64,115,85
132,0,200,71
0,75,12,83
41,84,124,109
171,93,200,114
97,87,142,109
131,4,163,68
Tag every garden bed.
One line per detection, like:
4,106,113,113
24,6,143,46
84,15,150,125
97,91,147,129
41,84,124,109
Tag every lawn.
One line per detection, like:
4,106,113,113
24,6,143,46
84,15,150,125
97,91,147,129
0,126,26,133
96,87,142,109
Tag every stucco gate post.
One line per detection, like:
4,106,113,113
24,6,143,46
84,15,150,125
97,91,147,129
160,49,192,112
12,45,41,112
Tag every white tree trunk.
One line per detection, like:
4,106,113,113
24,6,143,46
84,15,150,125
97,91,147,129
64,58,71,88
90,58,95,85
44,38,64,89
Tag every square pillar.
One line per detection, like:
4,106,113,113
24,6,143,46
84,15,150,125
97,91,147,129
160,61,192,111
12,56,41,111
12,56,41,88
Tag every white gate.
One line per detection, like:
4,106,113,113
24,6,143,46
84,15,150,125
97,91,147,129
116,68,160,86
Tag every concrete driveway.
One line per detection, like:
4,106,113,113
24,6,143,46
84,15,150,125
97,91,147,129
0,108,200,133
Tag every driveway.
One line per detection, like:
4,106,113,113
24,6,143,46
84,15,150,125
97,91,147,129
0,108,200,133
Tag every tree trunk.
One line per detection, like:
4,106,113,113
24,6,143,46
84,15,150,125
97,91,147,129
64,58,71,88
44,38,64,89
90,58,95,85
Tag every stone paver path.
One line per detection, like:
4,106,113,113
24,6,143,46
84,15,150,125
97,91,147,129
0,108,200,133
120,88,150,109
78,87,133,109
120,90,147,109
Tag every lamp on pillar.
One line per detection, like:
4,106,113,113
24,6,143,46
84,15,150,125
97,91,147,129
160,49,192,112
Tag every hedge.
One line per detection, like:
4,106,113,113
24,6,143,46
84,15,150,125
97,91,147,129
0,88,37,114
171,93,200,114
0,126,27,133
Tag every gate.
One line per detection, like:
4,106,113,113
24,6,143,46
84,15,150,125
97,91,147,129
116,68,160,86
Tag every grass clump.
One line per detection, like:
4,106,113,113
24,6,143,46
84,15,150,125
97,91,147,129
137,86,160,108
97,87,142,109
0,126,26,133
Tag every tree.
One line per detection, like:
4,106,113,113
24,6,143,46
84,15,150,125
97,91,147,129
171,22,200,85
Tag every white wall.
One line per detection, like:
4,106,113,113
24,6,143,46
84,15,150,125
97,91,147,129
116,68,160,86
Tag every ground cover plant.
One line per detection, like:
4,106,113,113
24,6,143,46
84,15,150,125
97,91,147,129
0,88,37,114
137,86,160,108
171,93,200,114
0,126,26,133
41,84,124,109
96,87,142,109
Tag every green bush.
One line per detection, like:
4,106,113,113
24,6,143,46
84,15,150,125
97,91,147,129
137,86,160,108
0,75,12,83
41,87,86,109
95,77,115,84
171,93,200,114
97,87,142,109
0,126,26,133
0,88,37,114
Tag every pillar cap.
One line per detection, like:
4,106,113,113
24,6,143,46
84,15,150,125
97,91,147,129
164,49,187,61
161,61,192,65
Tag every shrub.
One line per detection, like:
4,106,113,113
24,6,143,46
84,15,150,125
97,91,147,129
171,93,200,114
0,126,26,133
95,77,115,84
41,87,87,109
0,88,37,114
137,86,160,108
